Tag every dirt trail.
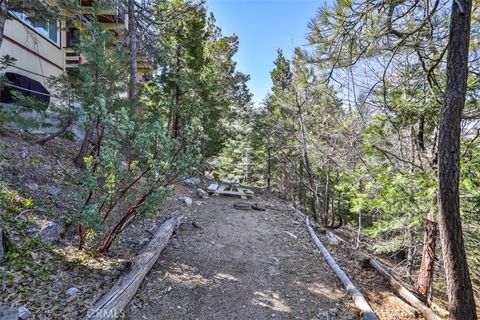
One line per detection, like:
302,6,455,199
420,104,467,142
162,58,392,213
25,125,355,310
125,194,358,320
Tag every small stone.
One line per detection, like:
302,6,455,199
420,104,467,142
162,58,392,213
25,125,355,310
26,183,38,191
66,287,81,296
178,196,192,206
47,187,60,197
327,231,338,245
196,188,208,199
18,306,31,319
204,172,214,180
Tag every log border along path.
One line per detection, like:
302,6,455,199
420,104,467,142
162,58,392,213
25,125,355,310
84,214,183,320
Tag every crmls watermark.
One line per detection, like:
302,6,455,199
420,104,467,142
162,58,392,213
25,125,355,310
86,309,125,318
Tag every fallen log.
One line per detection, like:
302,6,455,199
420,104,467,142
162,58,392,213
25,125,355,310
339,238,447,320
367,258,442,320
306,217,378,320
233,201,251,210
84,214,183,320
251,203,266,211
352,252,442,320
386,295,420,318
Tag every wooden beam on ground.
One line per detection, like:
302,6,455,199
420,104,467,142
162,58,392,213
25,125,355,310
84,214,183,320
367,257,443,320
306,217,378,320
336,235,447,320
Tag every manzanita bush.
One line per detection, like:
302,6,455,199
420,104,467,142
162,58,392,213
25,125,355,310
68,24,202,253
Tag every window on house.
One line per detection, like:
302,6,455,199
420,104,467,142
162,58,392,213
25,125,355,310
11,11,60,46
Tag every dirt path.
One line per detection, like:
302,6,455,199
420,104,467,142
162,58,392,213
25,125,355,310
125,195,358,320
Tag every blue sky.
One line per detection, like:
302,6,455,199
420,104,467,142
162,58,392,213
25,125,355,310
206,0,324,102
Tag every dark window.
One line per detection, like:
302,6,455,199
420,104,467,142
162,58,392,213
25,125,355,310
1,72,50,109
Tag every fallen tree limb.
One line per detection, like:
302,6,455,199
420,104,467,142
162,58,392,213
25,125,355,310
84,214,183,320
352,252,442,320
368,258,443,320
306,217,378,320
36,118,73,145
290,204,306,219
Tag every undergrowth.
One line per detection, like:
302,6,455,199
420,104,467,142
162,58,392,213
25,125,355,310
0,181,61,292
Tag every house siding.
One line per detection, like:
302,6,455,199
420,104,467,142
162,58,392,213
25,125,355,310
0,18,66,90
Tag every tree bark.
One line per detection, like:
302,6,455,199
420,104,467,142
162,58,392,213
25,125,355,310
297,103,319,222
74,127,93,168
127,0,138,100
416,206,437,303
85,214,183,320
437,0,477,318
0,0,8,50
266,135,272,191
0,227,7,263
323,168,330,226
173,44,182,138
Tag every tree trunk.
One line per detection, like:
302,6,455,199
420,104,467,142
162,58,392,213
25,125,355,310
297,104,318,222
266,135,272,191
0,0,8,50
416,206,437,303
128,0,138,100
323,168,330,226
74,127,93,168
0,227,7,263
173,45,182,138
437,0,477,317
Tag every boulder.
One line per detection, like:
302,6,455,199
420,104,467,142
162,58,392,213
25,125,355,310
36,221,64,244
